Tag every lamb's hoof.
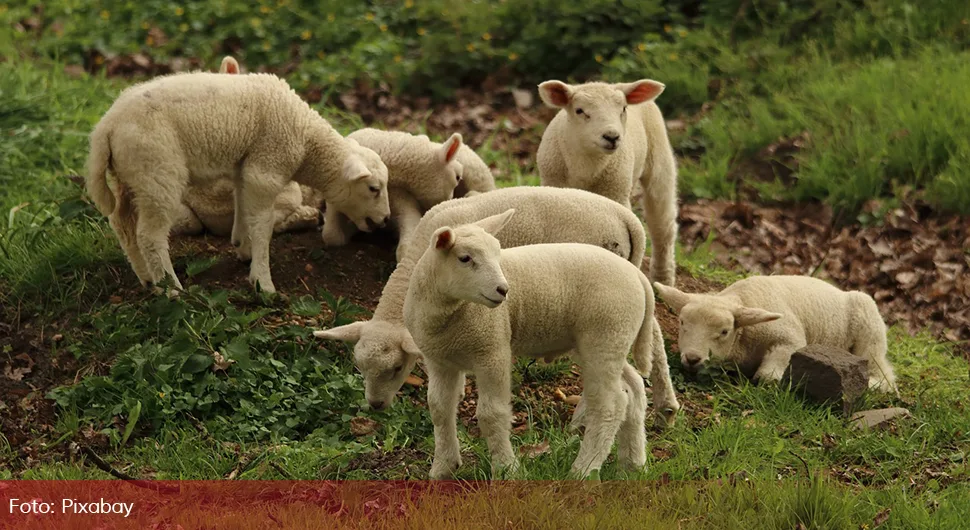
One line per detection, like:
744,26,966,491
249,276,276,294
429,456,462,480
492,458,520,480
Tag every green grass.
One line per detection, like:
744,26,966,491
2,9,969,527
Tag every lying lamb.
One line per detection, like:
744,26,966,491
333,129,466,260
313,186,679,426
86,71,390,293
536,79,678,287
403,210,664,478
170,56,331,238
653,275,898,392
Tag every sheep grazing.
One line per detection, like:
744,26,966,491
341,128,478,260
536,79,679,287
170,56,337,238
313,186,679,428
86,71,390,293
654,275,898,392
403,209,666,478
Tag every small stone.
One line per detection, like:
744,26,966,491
850,407,911,430
350,417,378,436
782,344,868,413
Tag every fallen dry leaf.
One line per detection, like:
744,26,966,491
109,295,123,304
873,507,891,527
564,394,582,406
4,363,31,382
211,351,234,372
350,417,378,436
404,374,424,387
518,440,550,458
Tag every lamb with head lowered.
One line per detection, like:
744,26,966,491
654,275,897,393
536,79,678,287
85,71,390,293
402,209,671,479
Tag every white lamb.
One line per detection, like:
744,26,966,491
169,56,331,238
312,186,679,427
403,209,664,478
328,128,467,260
86,71,390,293
653,275,898,392
536,79,679,287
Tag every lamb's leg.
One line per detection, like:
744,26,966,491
135,198,182,290
390,190,423,263
474,363,518,478
570,343,627,478
850,294,897,394
231,181,251,261
321,206,355,247
426,362,465,479
108,188,153,287
640,175,677,287
240,173,282,293
616,363,647,471
754,341,803,384
648,318,680,425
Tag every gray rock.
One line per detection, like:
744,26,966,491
782,344,869,413
850,407,912,430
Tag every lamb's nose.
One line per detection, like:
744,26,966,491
382,215,390,227
496,285,508,297
369,400,386,410
602,133,619,145
683,353,703,368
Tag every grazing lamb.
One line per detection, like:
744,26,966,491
312,186,679,427
170,56,332,238
536,79,678,287
86,72,390,293
653,275,898,392
329,129,465,260
403,210,663,478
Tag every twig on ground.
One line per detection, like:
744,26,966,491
270,460,296,479
74,443,179,493
788,449,812,478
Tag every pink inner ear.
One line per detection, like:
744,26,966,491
543,84,570,107
435,230,453,250
625,82,663,104
445,137,461,162
226,62,239,74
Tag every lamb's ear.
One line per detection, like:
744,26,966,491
537,80,573,108
342,154,371,181
219,56,240,74
437,133,463,165
653,282,692,313
401,333,422,357
616,79,665,105
432,226,455,251
473,209,515,236
733,307,783,328
313,322,365,343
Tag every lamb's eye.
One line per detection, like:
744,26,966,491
622,105,627,114
392,364,403,375
458,255,472,263
369,185,380,193
720,329,729,337
575,108,585,115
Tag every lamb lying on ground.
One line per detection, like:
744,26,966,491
86,71,390,293
403,210,665,478
653,275,898,392
536,79,679,287
312,186,679,427
169,56,335,238
331,129,464,260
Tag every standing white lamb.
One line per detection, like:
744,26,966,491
327,128,468,261
536,79,678,287
169,56,336,238
403,209,662,479
86,71,390,293
653,275,898,392
312,186,679,428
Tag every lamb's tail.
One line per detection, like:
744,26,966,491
85,122,115,216
623,209,647,270
631,271,659,376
